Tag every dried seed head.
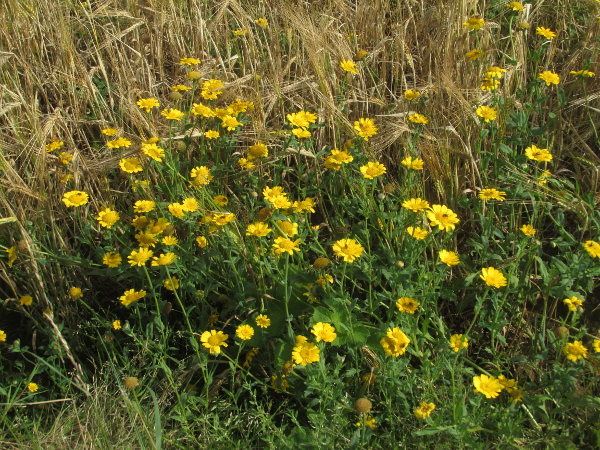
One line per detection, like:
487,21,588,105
556,326,569,338
124,377,139,389
354,398,372,413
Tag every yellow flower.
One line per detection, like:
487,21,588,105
255,18,268,28
0,330,6,341
112,320,122,330
406,226,428,240
311,322,337,342
401,156,424,170
486,66,507,79
354,50,368,60
133,200,155,213
463,17,485,30
480,78,500,91
140,143,164,162
106,137,132,149
6,246,17,267
520,224,536,236
562,341,588,361
333,238,364,263
476,105,497,122
128,248,153,266
181,198,199,212
135,231,158,248
593,339,600,353
353,118,378,140
396,297,419,314
272,237,301,256
233,29,248,36
196,236,208,248
292,341,320,366
340,59,358,74
236,324,255,340
200,330,229,354
324,148,353,170
563,296,584,312
360,161,386,179
172,84,192,92
69,287,83,300
191,103,214,117
162,236,178,246
210,195,227,207
59,152,73,165
256,314,271,328
450,334,468,352
404,89,420,100
473,374,503,398
536,27,556,39
59,174,74,183
380,327,410,357
275,220,298,237
62,191,88,207
102,252,122,267
45,141,64,152
151,252,177,266
287,110,317,128
427,204,459,232
163,276,179,291
180,57,200,65
570,70,595,78
292,128,311,138
538,71,560,86
119,158,143,173
465,49,484,61
246,222,272,237
525,145,553,162
402,198,430,212
27,382,39,393
167,203,185,219
478,188,506,201
316,274,333,286
480,267,507,288
508,2,524,11
190,166,213,187
119,289,146,306
96,207,120,228
161,108,185,120
584,240,600,258
355,415,377,430
221,115,243,131
19,295,33,306
439,250,460,266
136,98,160,112
248,141,268,159
413,402,436,419
408,113,428,124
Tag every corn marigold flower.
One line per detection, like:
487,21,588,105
59,174,74,183
120,289,146,306
353,118,378,140
191,102,214,117
136,98,160,112
233,29,248,36
96,207,120,228
563,341,588,361
103,252,122,267
292,128,311,138
311,322,337,342
256,314,271,328
473,374,503,398
360,161,386,179
272,237,301,256
162,276,178,291
563,296,584,312
141,143,165,162
476,105,497,122
202,78,224,92
275,220,298,237
380,327,410,357
128,248,153,266
106,137,132,149
525,144,553,162
402,197,430,212
248,141,268,159
112,320,122,330
268,194,293,209
292,341,320,366
172,84,191,92
450,334,468,352
413,402,436,419
408,113,429,124
0,330,6,341
354,49,368,60
45,141,64,152
465,49,484,61
396,297,419,314
404,89,421,100
201,330,229,354
133,200,155,213
427,204,459,232
340,59,358,74
62,190,89,207
162,236,178,246
180,57,200,65
538,71,560,86
6,246,17,268
439,250,460,266
287,110,317,128
463,17,485,30
151,252,177,266
520,224,536,236
478,188,506,201
481,78,500,91
69,287,83,300
167,203,185,219
570,70,595,78
356,415,377,430
508,1,524,11
221,115,243,131
401,156,424,170
27,382,39,393
480,267,507,288
20,295,33,306
333,238,364,263
59,152,73,165
196,236,208,248
536,26,556,39
324,148,353,170
593,339,600,353
406,226,428,240
181,198,199,213
236,324,254,340
584,240,600,258
246,222,272,237
119,158,143,173
486,66,507,79
293,198,316,213
255,17,268,27
190,166,213,187
211,195,228,206
161,108,185,120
